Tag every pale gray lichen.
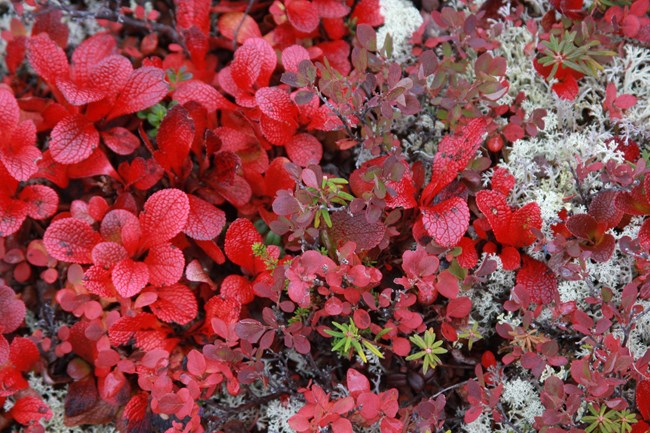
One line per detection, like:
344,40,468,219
376,0,423,59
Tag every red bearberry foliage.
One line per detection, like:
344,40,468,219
0,0,648,433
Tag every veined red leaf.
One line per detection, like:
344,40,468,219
205,296,242,326
50,114,100,164
256,87,299,124
260,115,298,145
27,32,69,85
89,54,132,96
118,157,164,191
91,242,129,267
184,195,226,240
106,67,169,120
173,80,237,112
285,133,322,167
154,105,195,178
476,190,541,248
287,0,320,33
351,0,384,26
18,185,59,220
118,392,151,433
220,275,255,305
9,337,40,372
422,118,487,203
0,198,28,237
0,90,19,132
225,218,263,272
421,197,469,248
231,38,277,90
329,211,386,251
314,0,351,18
517,256,557,304
71,33,117,85
43,217,101,263
144,242,185,286
150,284,197,325
0,285,26,334
112,258,149,298
9,396,52,425
282,45,311,72
491,167,515,197
217,12,262,43
100,209,141,256
101,127,140,156
139,189,190,249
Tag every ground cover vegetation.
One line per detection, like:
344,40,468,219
0,0,649,432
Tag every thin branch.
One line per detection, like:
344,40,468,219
232,0,256,51
43,2,185,50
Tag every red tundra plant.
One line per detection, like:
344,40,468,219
1,0,649,432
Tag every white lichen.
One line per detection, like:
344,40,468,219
376,0,423,59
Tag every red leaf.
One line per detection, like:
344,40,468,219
516,256,557,304
9,396,52,425
287,0,320,33
0,198,28,237
0,97,40,181
218,13,262,43
314,0,350,17
27,33,69,85
173,80,237,112
347,368,370,397
118,157,164,191
100,209,142,255
91,242,128,267
43,217,101,263
423,118,487,203
107,67,168,120
144,243,185,286
150,284,197,325
260,114,298,145
9,337,40,372
282,45,311,72
89,54,132,96
436,270,459,299
50,114,100,164
552,75,579,100
351,0,384,25
329,211,386,251
205,296,241,326
589,190,622,228
446,296,472,319
256,87,299,124
224,218,263,271
184,195,226,240
0,366,28,397
637,379,650,420
101,127,140,156
71,33,117,85
230,38,277,90
219,275,255,306
154,105,195,177
421,197,469,248
139,189,190,249
639,219,650,250
476,190,541,247
285,133,323,167
118,392,151,433
464,405,483,424
18,185,59,220
112,258,150,298
0,335,8,365
566,214,599,240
